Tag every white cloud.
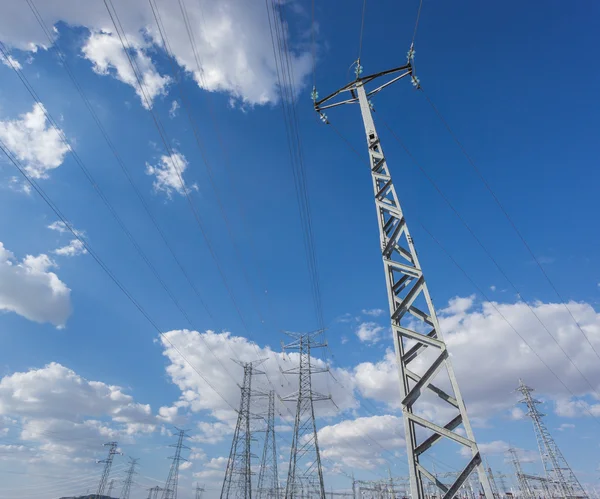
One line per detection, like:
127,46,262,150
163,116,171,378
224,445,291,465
169,100,180,118
0,103,70,179
47,220,84,238
54,239,87,257
82,31,170,110
0,362,158,469
0,52,21,69
356,321,385,344
461,440,509,458
318,415,405,469
0,362,153,425
490,285,496,292
362,308,385,317
556,423,576,431
0,0,312,106
159,329,358,442
0,241,71,327
354,297,600,421
146,151,196,198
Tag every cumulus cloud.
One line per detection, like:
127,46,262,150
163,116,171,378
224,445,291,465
354,297,600,421
0,241,71,327
318,415,405,469
169,100,180,118
460,440,510,458
362,308,385,317
54,239,87,257
0,103,70,179
82,31,170,109
0,0,312,106
355,321,385,344
159,329,358,443
146,151,196,198
0,362,158,473
0,52,21,69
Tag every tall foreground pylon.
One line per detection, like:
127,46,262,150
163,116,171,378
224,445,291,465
517,379,587,498
314,55,492,499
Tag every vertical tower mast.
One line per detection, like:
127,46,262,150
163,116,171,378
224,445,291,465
517,379,587,498
162,428,190,499
96,441,121,499
282,331,330,499
257,391,280,499
121,457,139,499
221,360,266,499
314,59,491,499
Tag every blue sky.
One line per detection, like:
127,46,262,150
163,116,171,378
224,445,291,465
0,0,599,498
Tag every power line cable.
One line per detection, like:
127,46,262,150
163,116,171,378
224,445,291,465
357,0,367,62
21,0,242,388
0,139,239,415
419,88,600,364
323,117,600,426
379,117,600,401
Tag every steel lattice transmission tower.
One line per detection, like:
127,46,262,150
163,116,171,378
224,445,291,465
121,457,139,499
196,483,206,499
107,479,116,498
257,390,280,499
221,360,266,499
507,447,534,499
314,55,492,499
161,428,190,499
282,331,330,499
96,441,121,499
517,379,588,498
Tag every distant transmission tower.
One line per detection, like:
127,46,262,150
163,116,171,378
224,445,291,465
96,441,121,499
221,360,266,499
107,479,116,497
161,428,190,499
507,448,534,499
148,486,164,499
314,53,492,499
121,457,139,499
196,483,205,499
257,390,280,499
517,379,588,498
282,331,330,499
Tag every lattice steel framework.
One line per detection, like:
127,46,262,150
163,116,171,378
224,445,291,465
282,331,330,499
121,457,139,499
161,428,190,499
96,441,121,499
196,483,205,499
257,391,280,499
517,379,588,498
507,447,535,499
314,57,492,499
221,360,266,499
107,479,116,498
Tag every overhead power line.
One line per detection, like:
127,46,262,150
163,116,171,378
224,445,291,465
323,117,600,427
0,139,238,414
379,117,600,400
419,88,600,364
